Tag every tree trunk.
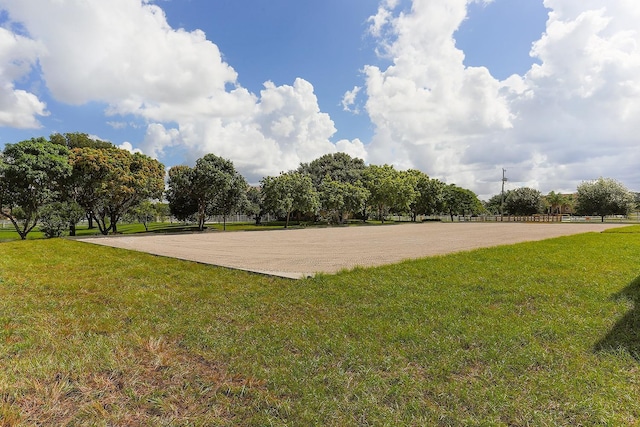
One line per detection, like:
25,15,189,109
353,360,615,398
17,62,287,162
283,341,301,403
285,210,291,228
110,212,119,234
86,212,95,229
197,203,206,231
69,221,76,237
95,214,109,235
223,215,227,231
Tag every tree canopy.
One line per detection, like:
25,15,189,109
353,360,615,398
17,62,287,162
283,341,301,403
407,170,445,221
575,177,635,221
362,165,416,222
442,184,483,221
50,132,114,150
504,187,544,215
70,147,165,234
167,154,247,231
297,152,366,188
261,172,319,228
0,138,72,239
318,177,369,224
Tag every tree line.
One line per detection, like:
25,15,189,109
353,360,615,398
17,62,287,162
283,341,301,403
165,152,486,230
0,134,164,239
1,134,637,239
484,180,638,222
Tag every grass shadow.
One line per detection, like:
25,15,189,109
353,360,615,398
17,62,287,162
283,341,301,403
594,275,640,359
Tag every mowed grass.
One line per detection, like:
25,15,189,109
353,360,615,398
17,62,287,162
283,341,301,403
1,229,640,425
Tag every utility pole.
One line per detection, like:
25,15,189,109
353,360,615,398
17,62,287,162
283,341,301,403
500,168,507,217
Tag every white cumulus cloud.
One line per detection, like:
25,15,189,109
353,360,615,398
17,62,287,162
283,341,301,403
341,86,362,113
0,0,348,182
118,141,142,154
0,27,47,128
363,0,512,195
361,0,640,198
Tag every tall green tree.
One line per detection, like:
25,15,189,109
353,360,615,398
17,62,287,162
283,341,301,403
362,165,416,222
575,177,635,222
406,170,445,221
318,177,370,224
442,185,483,221
70,147,165,234
166,154,247,231
166,165,199,223
261,172,319,228
55,133,114,233
209,172,248,231
0,138,72,240
484,193,505,215
504,187,544,215
242,187,265,225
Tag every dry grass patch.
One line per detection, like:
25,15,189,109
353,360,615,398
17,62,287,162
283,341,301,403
4,336,271,426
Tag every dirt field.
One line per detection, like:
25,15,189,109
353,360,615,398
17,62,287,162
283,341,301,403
80,222,626,279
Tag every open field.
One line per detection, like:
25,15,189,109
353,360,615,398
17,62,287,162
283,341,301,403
81,222,627,278
1,226,640,425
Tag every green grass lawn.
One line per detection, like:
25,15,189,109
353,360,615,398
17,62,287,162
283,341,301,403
1,229,640,425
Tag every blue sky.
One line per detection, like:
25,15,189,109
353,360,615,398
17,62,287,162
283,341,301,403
1,0,639,199
456,0,548,79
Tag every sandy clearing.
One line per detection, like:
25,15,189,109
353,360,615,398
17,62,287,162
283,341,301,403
79,222,626,279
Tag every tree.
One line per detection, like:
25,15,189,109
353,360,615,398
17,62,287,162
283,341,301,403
166,155,247,231
442,185,483,221
484,193,505,215
261,172,319,228
575,177,635,222
38,201,84,238
209,172,248,231
50,132,114,150
242,186,265,225
504,187,544,215
318,177,369,224
129,200,157,231
154,202,171,223
362,165,416,222
407,170,445,221
0,138,72,240
53,133,114,231
70,147,165,234
166,165,199,223
297,152,366,188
